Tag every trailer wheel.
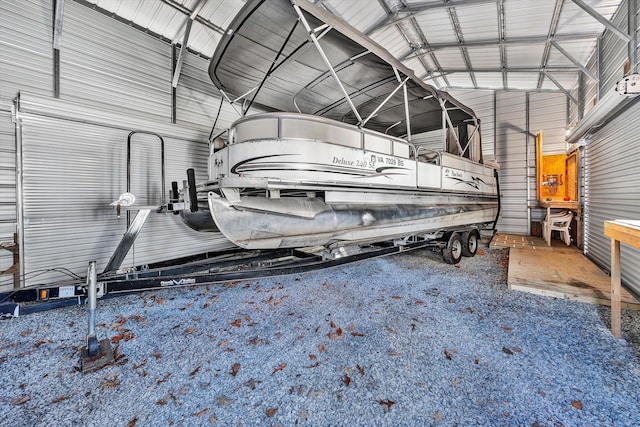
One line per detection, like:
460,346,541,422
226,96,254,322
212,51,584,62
442,233,463,264
461,230,480,257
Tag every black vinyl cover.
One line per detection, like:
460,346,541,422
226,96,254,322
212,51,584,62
209,0,477,136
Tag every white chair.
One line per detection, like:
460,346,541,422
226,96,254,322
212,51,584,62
542,211,574,245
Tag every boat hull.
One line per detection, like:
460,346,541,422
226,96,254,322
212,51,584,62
207,190,498,249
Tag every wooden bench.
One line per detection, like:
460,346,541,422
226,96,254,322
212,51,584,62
604,220,640,338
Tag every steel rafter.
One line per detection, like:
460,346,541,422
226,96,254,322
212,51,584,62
543,70,578,104
551,41,598,82
570,0,631,43
369,0,496,34
171,0,207,88
378,0,449,88
400,32,603,60
537,0,564,89
159,0,225,36
446,1,478,88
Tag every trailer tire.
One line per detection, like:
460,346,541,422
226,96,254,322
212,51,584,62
461,229,480,257
443,233,463,264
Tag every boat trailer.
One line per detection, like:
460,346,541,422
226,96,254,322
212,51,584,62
0,238,441,317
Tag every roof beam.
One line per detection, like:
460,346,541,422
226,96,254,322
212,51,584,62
430,66,580,73
160,0,224,36
543,70,578,104
446,2,478,88
537,0,564,89
171,0,206,88
570,0,631,43
400,32,603,60
369,0,496,34
551,41,598,82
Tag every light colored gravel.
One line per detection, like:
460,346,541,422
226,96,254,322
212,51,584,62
2,245,640,426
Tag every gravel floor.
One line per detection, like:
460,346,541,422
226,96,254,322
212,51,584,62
2,244,640,426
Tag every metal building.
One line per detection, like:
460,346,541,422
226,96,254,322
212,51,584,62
1,0,639,297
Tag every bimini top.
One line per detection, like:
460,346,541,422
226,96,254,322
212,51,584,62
209,0,477,138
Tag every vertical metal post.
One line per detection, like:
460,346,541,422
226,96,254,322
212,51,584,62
87,261,97,338
597,36,602,99
13,98,25,288
578,71,584,120
493,91,497,160
403,83,411,141
525,92,531,236
629,0,638,74
171,44,177,124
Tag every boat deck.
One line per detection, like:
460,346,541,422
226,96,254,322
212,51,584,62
491,233,640,309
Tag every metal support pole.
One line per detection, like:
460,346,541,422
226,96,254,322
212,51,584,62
629,0,638,74
525,92,531,236
86,261,98,356
294,4,362,122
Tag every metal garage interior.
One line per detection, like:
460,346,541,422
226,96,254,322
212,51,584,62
2,0,640,423
2,0,638,291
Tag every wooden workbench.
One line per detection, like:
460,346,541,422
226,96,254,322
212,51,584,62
538,200,582,246
604,220,640,338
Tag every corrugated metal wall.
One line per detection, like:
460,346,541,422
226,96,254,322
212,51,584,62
60,1,172,122
0,111,16,291
16,94,234,286
584,100,640,295
599,0,629,95
0,0,53,105
495,92,528,233
0,0,241,288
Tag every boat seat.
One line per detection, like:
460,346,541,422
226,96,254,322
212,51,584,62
542,211,574,245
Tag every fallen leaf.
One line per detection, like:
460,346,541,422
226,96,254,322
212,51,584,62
194,408,210,417
330,321,337,328
306,362,320,368
391,295,401,299
128,418,138,427
415,300,425,305
344,375,351,386
100,375,121,390
444,349,457,360
152,351,162,359
209,414,218,424
244,378,256,390
502,346,514,355
477,249,485,255
52,395,70,403
272,363,287,374
379,399,394,412
230,363,240,377
266,408,278,417
231,319,242,327
335,328,343,337
351,332,365,337
357,364,365,376
411,323,417,331
309,354,317,360
190,366,201,377
34,340,53,347
571,400,583,410
113,344,126,362
318,343,326,353
502,326,513,331
20,329,32,337
11,395,29,405
448,296,455,303
388,350,400,356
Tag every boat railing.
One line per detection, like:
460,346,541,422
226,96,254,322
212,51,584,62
230,112,420,159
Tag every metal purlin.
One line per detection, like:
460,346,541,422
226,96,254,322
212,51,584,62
294,4,362,123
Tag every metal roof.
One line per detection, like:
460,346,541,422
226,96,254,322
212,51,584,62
80,0,626,92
